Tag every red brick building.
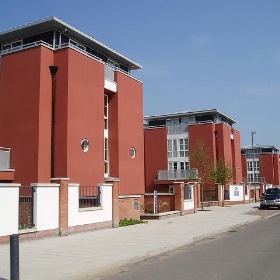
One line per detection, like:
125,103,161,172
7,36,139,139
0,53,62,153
144,109,243,202
241,145,280,186
0,17,145,219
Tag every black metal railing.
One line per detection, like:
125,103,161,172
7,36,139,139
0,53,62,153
79,186,101,208
203,188,218,202
19,186,34,229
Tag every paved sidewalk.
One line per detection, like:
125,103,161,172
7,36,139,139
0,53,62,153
0,203,270,280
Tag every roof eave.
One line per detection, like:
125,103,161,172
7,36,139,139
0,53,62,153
0,17,142,70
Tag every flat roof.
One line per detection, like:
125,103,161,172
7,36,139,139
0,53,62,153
241,144,279,151
144,109,237,124
0,17,142,70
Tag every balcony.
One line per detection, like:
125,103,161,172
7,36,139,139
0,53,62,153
104,64,117,92
242,177,266,184
0,147,11,170
0,147,14,181
157,169,198,181
167,123,188,134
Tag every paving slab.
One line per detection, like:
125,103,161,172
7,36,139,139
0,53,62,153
0,203,276,280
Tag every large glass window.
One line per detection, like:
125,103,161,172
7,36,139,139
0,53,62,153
104,95,108,130
247,161,253,171
168,138,188,158
179,139,189,157
104,138,109,175
168,139,178,158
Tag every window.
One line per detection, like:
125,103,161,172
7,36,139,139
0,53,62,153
169,185,174,194
255,161,259,171
184,185,192,200
247,161,253,171
104,138,109,175
180,161,189,170
248,173,260,183
245,185,248,196
168,162,173,170
166,118,179,126
168,139,178,158
104,95,108,130
181,116,195,124
130,147,136,158
179,138,189,157
81,138,89,152
69,39,85,51
173,140,178,157
248,161,259,172
2,40,22,51
168,138,188,158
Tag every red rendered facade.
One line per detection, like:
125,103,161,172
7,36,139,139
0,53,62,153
241,146,280,186
0,30,144,199
144,127,168,192
260,154,280,185
109,72,145,195
189,123,242,185
144,118,242,193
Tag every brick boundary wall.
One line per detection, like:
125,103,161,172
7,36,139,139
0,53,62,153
119,195,143,220
67,221,112,234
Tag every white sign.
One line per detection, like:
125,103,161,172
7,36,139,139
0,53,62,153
154,190,158,214
229,185,243,201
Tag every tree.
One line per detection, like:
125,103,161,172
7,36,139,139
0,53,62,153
210,157,233,206
190,139,214,210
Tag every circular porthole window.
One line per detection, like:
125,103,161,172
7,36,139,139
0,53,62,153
130,147,136,158
81,138,90,152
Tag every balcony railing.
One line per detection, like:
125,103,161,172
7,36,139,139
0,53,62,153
105,64,115,81
167,123,188,134
243,177,266,183
0,40,140,82
157,169,198,180
0,147,11,170
0,40,53,56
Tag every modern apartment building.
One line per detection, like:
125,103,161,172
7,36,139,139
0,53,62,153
144,109,242,193
0,17,145,219
241,144,280,185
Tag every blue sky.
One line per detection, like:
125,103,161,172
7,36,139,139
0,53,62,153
1,0,280,148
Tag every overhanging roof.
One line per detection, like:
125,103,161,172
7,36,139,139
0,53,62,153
0,17,142,70
241,144,279,151
144,109,237,124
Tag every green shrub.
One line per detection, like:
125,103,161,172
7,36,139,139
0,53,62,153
18,224,35,230
119,218,145,227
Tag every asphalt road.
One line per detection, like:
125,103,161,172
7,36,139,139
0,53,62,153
99,210,280,280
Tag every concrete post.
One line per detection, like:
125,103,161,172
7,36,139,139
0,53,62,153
105,178,120,228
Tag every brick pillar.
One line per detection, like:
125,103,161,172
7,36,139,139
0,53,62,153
259,183,264,199
217,184,223,207
174,182,184,214
243,184,247,203
249,182,252,203
197,182,201,208
105,179,120,228
51,178,69,236
193,182,198,213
